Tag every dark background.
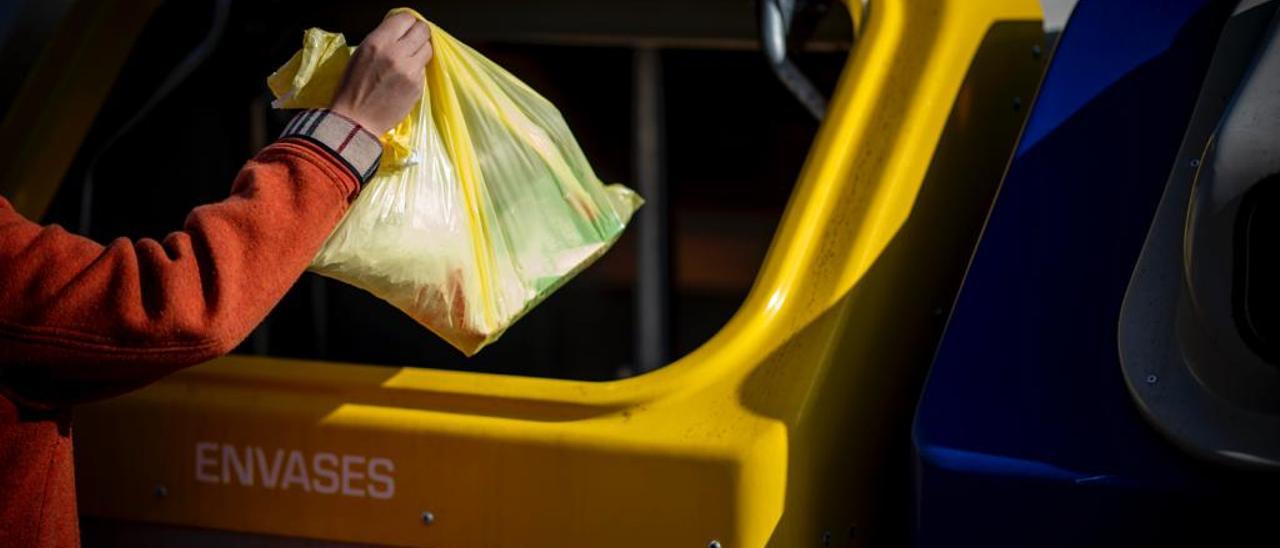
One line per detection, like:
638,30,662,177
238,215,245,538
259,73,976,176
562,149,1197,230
11,0,850,380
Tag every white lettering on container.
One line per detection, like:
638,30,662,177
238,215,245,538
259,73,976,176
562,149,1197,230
223,444,253,485
281,450,311,492
193,443,395,500
368,457,395,500
195,441,218,484
312,452,339,494
341,455,366,497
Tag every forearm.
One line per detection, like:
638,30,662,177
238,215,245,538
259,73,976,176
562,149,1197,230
0,115,379,401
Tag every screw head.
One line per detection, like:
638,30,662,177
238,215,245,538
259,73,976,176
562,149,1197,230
1145,374,1158,385
421,511,435,525
1032,44,1043,59
1190,158,1201,168
709,541,722,548
153,484,168,498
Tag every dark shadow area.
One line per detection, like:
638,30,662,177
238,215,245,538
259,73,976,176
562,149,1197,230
1234,174,1280,365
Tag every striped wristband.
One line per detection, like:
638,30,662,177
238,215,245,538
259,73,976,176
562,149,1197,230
280,109,383,184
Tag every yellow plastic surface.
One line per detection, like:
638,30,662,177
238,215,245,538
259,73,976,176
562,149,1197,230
268,10,641,355
70,1,1044,546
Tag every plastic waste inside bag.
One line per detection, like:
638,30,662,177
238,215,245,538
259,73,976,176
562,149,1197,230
267,8,641,355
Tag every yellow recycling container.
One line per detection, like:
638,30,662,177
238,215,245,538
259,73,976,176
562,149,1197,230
33,0,1045,546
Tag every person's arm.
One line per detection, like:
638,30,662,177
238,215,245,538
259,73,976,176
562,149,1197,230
0,13,432,408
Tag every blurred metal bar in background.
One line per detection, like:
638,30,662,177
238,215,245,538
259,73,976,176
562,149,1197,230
759,0,831,119
633,46,671,374
248,94,272,356
310,275,329,357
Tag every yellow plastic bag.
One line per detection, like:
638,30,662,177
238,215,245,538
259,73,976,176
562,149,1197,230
268,8,641,355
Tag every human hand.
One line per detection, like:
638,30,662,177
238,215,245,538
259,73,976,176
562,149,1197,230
330,13,432,135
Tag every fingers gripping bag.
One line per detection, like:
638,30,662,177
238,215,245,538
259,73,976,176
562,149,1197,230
267,8,641,355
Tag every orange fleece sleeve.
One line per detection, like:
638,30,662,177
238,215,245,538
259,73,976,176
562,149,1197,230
0,132,367,407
